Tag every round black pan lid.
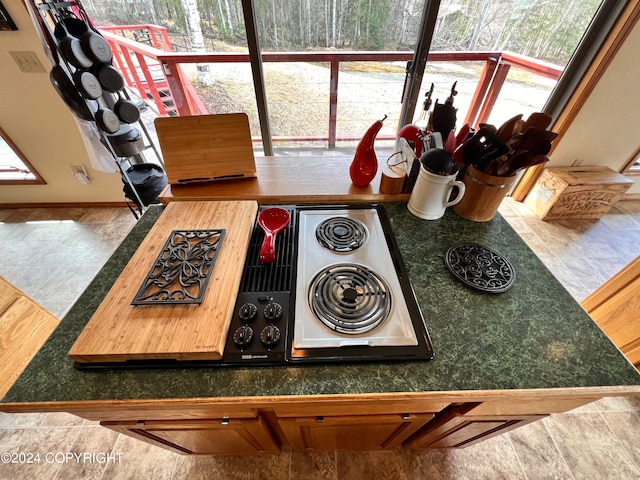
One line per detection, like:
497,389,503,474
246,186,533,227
444,243,516,293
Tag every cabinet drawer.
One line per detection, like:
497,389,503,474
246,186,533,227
279,413,433,452
102,416,280,455
405,405,544,449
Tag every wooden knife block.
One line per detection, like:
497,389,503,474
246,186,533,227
155,113,257,185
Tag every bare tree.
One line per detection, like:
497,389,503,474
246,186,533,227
224,0,235,36
331,0,337,47
469,0,490,50
181,0,215,85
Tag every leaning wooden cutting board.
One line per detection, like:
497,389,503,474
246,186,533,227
69,201,258,364
155,113,257,184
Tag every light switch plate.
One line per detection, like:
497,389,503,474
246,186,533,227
10,51,46,73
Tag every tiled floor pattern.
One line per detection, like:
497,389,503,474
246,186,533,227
0,199,639,479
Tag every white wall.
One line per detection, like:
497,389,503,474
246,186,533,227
0,0,125,204
546,19,640,194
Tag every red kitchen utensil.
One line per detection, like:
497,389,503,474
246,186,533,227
444,130,457,155
455,123,471,147
258,208,291,263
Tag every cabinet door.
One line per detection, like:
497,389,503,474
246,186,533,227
404,406,544,449
279,413,433,452
102,416,280,455
582,255,640,368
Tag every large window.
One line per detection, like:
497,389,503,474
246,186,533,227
83,0,616,153
0,126,45,185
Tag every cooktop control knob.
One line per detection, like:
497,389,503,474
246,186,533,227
238,303,258,322
263,302,283,322
260,325,281,347
233,325,254,347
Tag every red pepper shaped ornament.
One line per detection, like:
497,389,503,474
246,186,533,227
349,115,387,187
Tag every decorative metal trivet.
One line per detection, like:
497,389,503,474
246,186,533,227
132,229,226,305
444,243,515,293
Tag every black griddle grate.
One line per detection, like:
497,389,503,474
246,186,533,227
239,207,296,293
132,229,226,305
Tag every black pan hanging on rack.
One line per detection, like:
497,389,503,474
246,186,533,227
50,65,95,121
53,8,113,65
95,106,121,134
73,2,114,64
107,92,140,124
31,2,95,120
72,69,103,99
80,25,112,64
95,64,125,92
53,14,93,69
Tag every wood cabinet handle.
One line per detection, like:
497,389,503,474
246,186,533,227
221,417,230,425
316,416,324,423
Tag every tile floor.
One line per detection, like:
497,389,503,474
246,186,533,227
0,198,639,479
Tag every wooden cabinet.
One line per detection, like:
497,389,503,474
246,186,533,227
101,416,280,455
72,394,604,456
404,404,545,449
582,255,640,368
279,413,434,452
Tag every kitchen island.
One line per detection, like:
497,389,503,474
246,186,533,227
1,201,639,455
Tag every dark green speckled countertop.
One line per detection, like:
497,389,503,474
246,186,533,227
3,203,639,405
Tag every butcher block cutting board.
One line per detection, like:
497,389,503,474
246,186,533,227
69,201,258,364
155,113,257,185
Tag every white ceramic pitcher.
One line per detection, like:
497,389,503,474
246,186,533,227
408,166,466,220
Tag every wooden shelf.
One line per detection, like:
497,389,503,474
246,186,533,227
158,156,411,204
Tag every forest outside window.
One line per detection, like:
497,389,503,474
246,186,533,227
0,126,45,185
80,1,611,151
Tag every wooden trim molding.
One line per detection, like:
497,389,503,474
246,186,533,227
0,125,46,186
581,255,640,312
621,144,640,175
512,0,640,201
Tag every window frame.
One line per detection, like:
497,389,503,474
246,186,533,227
512,0,640,200
622,146,640,176
0,125,46,185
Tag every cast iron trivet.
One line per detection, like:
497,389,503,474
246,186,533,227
444,243,515,293
132,229,226,305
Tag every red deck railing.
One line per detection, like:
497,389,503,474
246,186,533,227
99,24,563,147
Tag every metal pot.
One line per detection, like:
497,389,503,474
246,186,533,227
102,126,144,157
121,163,167,208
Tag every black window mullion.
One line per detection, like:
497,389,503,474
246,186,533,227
397,0,442,131
241,0,273,156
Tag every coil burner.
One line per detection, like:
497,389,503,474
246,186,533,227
315,217,367,252
308,263,392,334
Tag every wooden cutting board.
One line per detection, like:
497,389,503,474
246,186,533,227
155,113,257,184
69,201,258,364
